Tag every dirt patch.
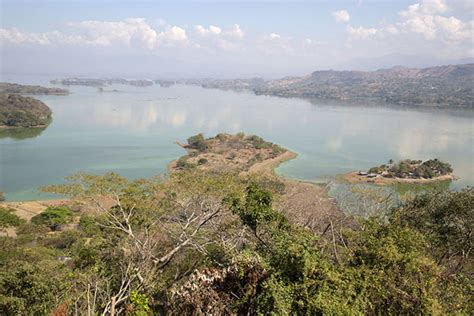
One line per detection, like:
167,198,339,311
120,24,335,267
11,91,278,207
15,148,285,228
0,199,70,221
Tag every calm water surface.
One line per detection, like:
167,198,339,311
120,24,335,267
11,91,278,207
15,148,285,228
1,75,473,201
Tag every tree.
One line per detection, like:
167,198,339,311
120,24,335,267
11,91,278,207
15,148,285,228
31,206,73,231
41,171,245,315
0,207,25,230
187,133,209,152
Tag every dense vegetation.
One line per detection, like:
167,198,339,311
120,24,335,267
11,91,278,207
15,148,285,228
0,169,472,315
368,158,453,179
0,94,52,128
0,207,25,232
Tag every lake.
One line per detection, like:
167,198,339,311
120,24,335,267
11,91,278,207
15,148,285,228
1,74,473,202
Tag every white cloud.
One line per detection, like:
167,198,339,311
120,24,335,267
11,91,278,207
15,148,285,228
344,0,473,60
398,1,472,41
347,25,377,39
1,3,472,77
269,33,281,39
332,10,350,23
194,24,222,36
404,0,448,16
209,25,222,35
0,28,52,45
163,26,187,42
69,18,158,48
227,24,244,38
1,18,187,50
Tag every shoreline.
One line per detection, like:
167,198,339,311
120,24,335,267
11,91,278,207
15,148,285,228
0,199,70,220
342,170,457,185
2,139,342,233
0,124,49,129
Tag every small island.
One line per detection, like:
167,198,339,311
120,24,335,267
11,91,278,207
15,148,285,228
0,94,52,128
344,158,456,185
168,133,294,174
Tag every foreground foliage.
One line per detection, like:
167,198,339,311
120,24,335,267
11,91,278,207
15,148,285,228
0,171,472,315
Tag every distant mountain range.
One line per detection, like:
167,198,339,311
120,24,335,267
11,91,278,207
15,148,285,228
47,63,474,108
182,64,474,108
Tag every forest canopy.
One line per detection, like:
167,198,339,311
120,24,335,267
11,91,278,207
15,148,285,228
0,169,472,315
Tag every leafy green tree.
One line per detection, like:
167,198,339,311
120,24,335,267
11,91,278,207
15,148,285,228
0,207,25,230
31,206,73,231
0,240,69,315
392,189,473,268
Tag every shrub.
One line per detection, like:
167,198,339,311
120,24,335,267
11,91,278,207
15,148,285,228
0,207,25,229
187,133,209,152
176,158,195,170
197,158,208,165
368,167,380,174
79,215,100,235
31,206,73,231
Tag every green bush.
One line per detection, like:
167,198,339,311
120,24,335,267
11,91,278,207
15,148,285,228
176,158,195,170
0,208,25,229
187,133,209,152
79,215,100,235
31,206,73,231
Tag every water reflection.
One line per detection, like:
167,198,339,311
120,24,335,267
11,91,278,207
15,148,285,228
1,84,473,201
0,127,47,140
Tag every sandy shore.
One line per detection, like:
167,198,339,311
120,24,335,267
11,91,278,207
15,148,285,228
342,171,457,185
240,150,297,177
0,199,70,220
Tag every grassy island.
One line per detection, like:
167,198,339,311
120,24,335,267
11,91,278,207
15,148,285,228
345,158,456,185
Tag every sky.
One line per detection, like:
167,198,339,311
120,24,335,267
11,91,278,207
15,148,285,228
1,0,473,78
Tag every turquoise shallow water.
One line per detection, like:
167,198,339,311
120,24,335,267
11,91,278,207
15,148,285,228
0,74,473,201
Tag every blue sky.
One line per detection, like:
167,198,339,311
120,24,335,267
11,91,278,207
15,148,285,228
1,0,473,77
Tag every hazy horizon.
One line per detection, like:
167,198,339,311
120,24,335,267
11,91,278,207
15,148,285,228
1,0,473,78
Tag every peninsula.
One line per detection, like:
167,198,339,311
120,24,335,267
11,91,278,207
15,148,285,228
0,82,69,128
0,82,69,95
169,133,342,231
